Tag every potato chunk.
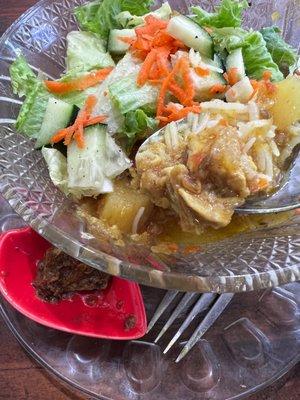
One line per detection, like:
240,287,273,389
271,75,300,131
98,179,153,234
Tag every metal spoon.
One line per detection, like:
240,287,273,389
136,116,300,215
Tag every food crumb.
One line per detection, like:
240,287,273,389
116,299,124,310
271,11,281,22
124,314,136,331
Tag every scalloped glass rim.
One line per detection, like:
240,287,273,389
0,0,300,293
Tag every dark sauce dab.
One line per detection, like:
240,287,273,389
33,248,110,303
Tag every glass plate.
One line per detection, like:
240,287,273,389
1,195,300,400
0,0,300,293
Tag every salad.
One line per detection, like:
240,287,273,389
10,0,300,243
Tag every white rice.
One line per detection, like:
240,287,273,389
132,207,145,235
248,101,260,121
244,137,256,153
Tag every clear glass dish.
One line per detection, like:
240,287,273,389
1,198,300,399
0,0,300,293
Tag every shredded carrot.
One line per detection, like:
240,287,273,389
265,81,277,94
126,17,198,119
220,118,229,127
250,79,259,91
158,105,201,124
227,67,239,86
168,81,188,104
137,49,158,86
156,50,171,77
262,70,272,81
119,36,135,45
209,84,227,94
157,76,170,116
84,115,106,127
45,68,113,94
195,66,210,77
148,79,163,85
156,57,184,117
181,57,195,104
51,95,106,149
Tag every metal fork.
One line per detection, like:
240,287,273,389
148,291,234,362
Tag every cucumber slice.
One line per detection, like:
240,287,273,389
192,70,226,102
226,48,246,81
108,29,136,55
213,54,223,69
167,15,213,58
67,124,113,197
35,98,76,149
225,76,254,103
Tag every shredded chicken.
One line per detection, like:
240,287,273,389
136,106,280,234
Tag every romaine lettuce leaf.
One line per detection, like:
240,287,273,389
74,0,102,34
57,85,100,109
10,55,37,97
122,108,158,150
109,73,159,114
192,0,249,29
16,81,50,138
67,124,131,198
120,0,154,16
211,27,246,53
242,31,284,81
95,0,123,41
66,31,114,72
212,28,284,81
92,53,142,134
116,2,172,28
10,55,51,137
260,26,298,74
41,147,70,196
75,0,154,40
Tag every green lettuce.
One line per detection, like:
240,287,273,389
57,85,100,109
260,26,298,74
109,73,158,114
10,56,51,137
119,0,154,16
74,0,102,34
212,28,284,81
75,0,153,40
116,2,172,28
66,31,114,72
9,55,37,97
41,147,70,196
122,108,157,148
16,82,50,138
191,0,249,29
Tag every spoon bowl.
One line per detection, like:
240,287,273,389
136,115,300,215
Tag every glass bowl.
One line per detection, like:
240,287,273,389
0,0,300,293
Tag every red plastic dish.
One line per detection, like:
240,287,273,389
0,227,147,340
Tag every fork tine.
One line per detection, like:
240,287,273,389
176,293,234,363
147,290,178,333
163,293,217,354
154,292,198,343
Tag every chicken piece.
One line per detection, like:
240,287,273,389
166,164,242,230
136,117,273,234
204,127,251,197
